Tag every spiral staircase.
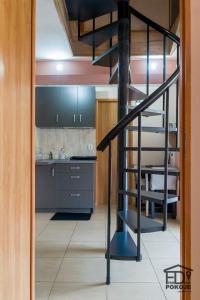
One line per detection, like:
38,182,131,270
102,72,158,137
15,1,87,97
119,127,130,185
65,0,180,284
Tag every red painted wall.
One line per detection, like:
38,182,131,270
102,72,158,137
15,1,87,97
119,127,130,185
36,58,177,85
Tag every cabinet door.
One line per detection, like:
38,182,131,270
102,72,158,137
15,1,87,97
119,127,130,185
36,165,56,210
36,87,63,127
59,86,78,127
77,86,96,128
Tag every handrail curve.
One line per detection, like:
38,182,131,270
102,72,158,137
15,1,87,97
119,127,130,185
97,67,180,152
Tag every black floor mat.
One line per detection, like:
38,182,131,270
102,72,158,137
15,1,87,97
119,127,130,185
51,212,92,221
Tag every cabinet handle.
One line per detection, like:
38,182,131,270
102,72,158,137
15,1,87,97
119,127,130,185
70,166,80,170
79,114,82,123
51,167,55,177
70,175,80,179
70,193,80,197
56,114,59,123
73,114,76,123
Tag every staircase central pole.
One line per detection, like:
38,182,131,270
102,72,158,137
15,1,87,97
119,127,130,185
117,0,130,232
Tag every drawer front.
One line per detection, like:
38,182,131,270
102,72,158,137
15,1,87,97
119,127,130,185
56,173,93,190
55,163,93,174
56,191,94,208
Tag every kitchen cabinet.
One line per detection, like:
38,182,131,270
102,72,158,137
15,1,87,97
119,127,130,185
35,162,95,212
36,86,96,128
36,165,56,210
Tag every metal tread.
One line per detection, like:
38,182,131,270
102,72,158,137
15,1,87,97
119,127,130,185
65,0,117,21
124,147,180,152
109,64,119,84
128,107,165,117
79,21,118,47
119,189,178,204
118,210,163,233
127,126,177,133
124,166,180,175
109,64,132,84
93,43,119,67
128,85,147,101
108,231,138,260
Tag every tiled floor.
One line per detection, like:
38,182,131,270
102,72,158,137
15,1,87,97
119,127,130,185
36,206,180,300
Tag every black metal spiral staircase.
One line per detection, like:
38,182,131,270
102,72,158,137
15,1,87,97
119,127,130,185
65,0,180,285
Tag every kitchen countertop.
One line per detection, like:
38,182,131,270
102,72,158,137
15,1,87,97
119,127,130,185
36,159,96,165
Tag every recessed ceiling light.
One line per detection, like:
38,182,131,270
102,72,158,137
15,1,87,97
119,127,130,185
56,63,64,71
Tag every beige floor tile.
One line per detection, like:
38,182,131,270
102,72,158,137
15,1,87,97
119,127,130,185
36,221,49,238
46,220,77,230
76,220,105,231
141,230,178,243
144,242,180,259
71,228,106,242
36,258,62,282
37,225,74,242
36,213,54,222
56,258,106,283
111,259,158,283
107,283,166,300
65,242,106,258
36,241,69,258
49,283,106,300
35,282,52,300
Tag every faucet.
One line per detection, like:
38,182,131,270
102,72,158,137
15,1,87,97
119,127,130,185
49,152,53,160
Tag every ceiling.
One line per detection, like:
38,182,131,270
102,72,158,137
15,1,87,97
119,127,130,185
36,0,178,60
36,0,72,60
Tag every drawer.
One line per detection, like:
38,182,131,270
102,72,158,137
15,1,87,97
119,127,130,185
56,191,94,209
55,163,93,174
56,173,93,190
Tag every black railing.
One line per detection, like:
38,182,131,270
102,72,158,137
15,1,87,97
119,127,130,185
97,67,179,152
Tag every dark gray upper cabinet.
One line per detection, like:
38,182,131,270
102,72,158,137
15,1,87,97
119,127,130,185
77,86,96,128
36,85,96,128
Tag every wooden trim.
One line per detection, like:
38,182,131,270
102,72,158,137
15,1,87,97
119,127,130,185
31,0,36,299
180,0,191,299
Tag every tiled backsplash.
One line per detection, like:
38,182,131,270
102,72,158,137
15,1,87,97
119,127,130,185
36,127,96,159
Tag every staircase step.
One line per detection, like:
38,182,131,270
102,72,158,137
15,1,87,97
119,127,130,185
118,210,163,233
128,107,165,117
65,0,117,21
128,85,147,101
124,166,180,175
79,22,118,47
124,147,180,152
109,64,132,84
93,44,119,67
127,126,177,133
119,189,178,205
109,64,119,84
108,231,138,260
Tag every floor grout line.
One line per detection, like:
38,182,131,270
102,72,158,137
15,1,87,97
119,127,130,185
46,221,78,300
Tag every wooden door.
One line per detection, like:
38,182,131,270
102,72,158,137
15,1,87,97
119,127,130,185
0,1,35,299
96,100,118,205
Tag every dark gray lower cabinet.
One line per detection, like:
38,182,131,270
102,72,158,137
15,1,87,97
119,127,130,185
36,165,56,210
36,163,95,212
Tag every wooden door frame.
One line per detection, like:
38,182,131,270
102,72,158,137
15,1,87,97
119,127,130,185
180,0,191,299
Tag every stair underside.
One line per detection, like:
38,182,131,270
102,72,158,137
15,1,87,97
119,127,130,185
124,147,180,152
128,107,165,117
118,210,163,233
109,64,132,84
127,126,177,133
93,44,118,67
65,0,117,21
124,166,180,175
128,85,147,100
109,231,138,260
119,189,178,205
79,22,118,47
